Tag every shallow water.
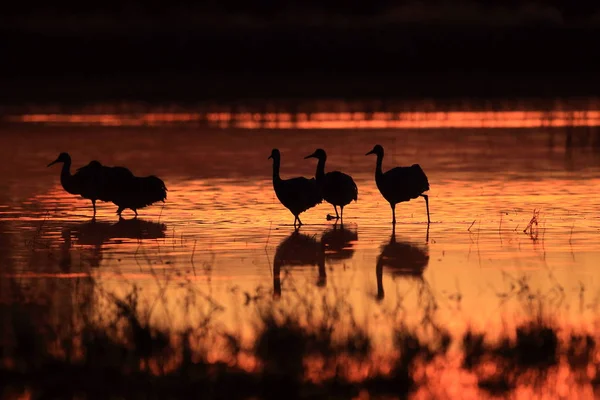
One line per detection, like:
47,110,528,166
1,110,600,396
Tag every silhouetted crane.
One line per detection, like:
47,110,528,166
48,153,167,219
80,161,166,217
48,153,105,217
365,144,430,224
268,149,322,227
304,148,358,222
109,174,167,218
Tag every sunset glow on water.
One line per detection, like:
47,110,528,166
7,109,600,129
1,102,600,397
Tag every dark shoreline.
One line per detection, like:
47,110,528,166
3,74,600,107
3,24,600,104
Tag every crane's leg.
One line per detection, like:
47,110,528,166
116,207,124,219
422,195,430,224
92,199,96,217
376,259,384,301
293,215,298,228
392,204,396,225
134,209,138,218
340,206,344,223
297,215,303,226
334,206,340,219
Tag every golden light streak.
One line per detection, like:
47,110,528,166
6,110,600,128
2,121,600,396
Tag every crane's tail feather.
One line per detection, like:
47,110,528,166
138,175,168,206
108,175,168,210
411,164,430,192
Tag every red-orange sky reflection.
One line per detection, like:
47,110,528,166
7,109,600,129
1,110,600,397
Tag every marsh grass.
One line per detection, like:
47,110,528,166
4,268,600,400
522,208,541,237
3,220,600,399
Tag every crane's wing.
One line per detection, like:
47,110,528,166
325,171,358,201
71,161,105,198
385,164,429,193
277,176,323,212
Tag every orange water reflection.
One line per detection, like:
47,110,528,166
1,118,600,396
6,163,600,337
8,109,600,129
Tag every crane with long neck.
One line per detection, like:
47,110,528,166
48,152,104,217
269,148,322,227
305,148,357,222
48,152,167,219
366,144,430,225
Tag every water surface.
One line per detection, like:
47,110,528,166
1,106,600,396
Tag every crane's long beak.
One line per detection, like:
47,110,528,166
267,155,272,160
304,152,316,159
47,158,60,167
365,149,375,156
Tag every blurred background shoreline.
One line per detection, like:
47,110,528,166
4,0,600,105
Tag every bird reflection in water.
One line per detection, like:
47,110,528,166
59,228,73,271
60,218,167,268
320,223,358,263
272,229,326,299
376,226,430,301
272,223,358,298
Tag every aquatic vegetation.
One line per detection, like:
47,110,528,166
523,208,541,237
2,123,600,399
2,266,600,400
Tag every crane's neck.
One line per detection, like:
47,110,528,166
315,157,326,181
60,158,73,187
375,154,384,178
272,157,281,183
60,159,79,194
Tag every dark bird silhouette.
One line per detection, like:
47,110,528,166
305,148,358,221
78,160,133,200
81,160,167,218
273,229,326,298
269,149,322,227
48,153,167,219
48,153,106,217
365,144,430,224
376,227,430,301
109,174,167,218
320,223,358,262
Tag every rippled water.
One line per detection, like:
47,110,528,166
1,117,600,396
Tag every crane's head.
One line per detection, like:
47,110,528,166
304,148,326,160
47,152,71,167
267,148,280,160
365,144,384,157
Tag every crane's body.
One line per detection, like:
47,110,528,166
269,148,322,227
48,153,167,218
366,145,430,224
305,148,358,222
